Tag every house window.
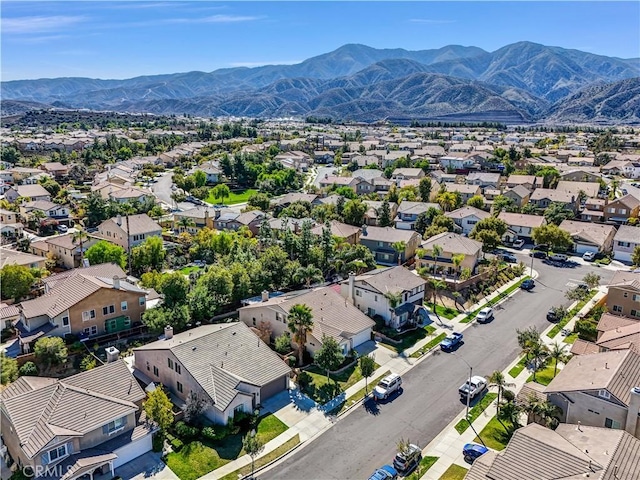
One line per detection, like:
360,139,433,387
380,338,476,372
598,389,611,399
121,301,128,311
374,295,378,302
276,313,283,322
613,305,623,314
168,358,174,369
91,325,97,335
177,381,183,393
82,309,96,321
104,416,127,435
146,361,150,371
44,444,68,464
62,316,69,327
356,289,362,297
620,209,627,215
634,294,640,302
631,310,640,318
605,418,621,429
608,207,615,213
252,317,256,326
175,364,181,374
102,305,115,316
367,308,376,317
624,292,629,298
139,296,146,306
378,241,384,247
153,366,159,376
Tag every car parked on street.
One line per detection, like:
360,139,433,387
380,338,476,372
520,279,535,290
500,253,518,263
463,443,489,463
549,253,568,262
530,250,547,259
373,373,402,401
57,225,68,233
475,307,494,323
459,376,488,401
440,332,464,351
368,465,398,480
583,251,596,261
393,444,422,475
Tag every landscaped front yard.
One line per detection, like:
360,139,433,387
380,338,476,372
378,324,438,353
165,413,288,480
439,463,469,480
526,363,558,386
206,188,257,205
301,359,380,404
474,416,513,451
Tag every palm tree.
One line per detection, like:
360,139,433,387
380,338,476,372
384,290,403,326
120,203,137,275
487,370,515,417
391,241,406,266
294,265,324,289
29,209,46,231
430,244,443,277
549,342,570,378
535,400,561,429
427,279,447,318
72,228,89,267
287,304,314,367
497,399,522,433
528,341,550,382
176,216,195,233
452,253,465,279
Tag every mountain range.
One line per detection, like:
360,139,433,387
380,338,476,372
2,42,640,124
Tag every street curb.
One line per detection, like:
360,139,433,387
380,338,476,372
233,439,305,480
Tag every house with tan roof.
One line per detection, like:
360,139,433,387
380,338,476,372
613,225,640,263
0,248,46,270
362,200,399,227
603,194,640,224
310,220,361,245
16,265,147,351
545,349,640,436
340,266,427,329
497,212,546,241
96,214,162,252
442,183,482,204
606,271,640,318
238,287,375,356
4,184,51,203
30,233,100,270
173,206,217,234
0,208,23,239
571,313,640,356
391,168,424,183
529,188,578,211
556,180,601,199
502,185,531,208
133,322,290,425
395,201,441,231
417,231,482,277
0,360,155,479
558,219,616,255
506,174,543,190
466,423,640,480
445,206,491,235
358,225,421,266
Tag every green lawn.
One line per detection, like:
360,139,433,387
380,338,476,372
526,363,559,386
331,370,391,415
379,325,438,354
508,356,528,378
431,303,459,320
406,456,439,480
563,332,578,344
409,332,447,358
302,360,380,404
179,266,203,275
474,416,514,451
460,277,529,324
454,393,498,434
439,464,469,480
547,290,597,338
165,414,287,480
206,188,257,205
218,434,301,480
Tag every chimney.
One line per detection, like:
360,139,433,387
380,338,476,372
261,290,269,302
348,272,356,305
113,276,120,290
164,325,173,340
116,214,122,226
625,386,640,436
361,224,367,236
105,346,120,363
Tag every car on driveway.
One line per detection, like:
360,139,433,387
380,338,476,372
475,307,494,323
463,443,489,463
440,332,464,351
512,239,525,249
368,465,398,480
393,444,422,475
459,376,488,401
520,279,535,290
583,251,596,261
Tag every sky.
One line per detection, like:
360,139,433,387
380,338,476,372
2,1,639,81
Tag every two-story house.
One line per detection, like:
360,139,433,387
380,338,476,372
502,185,531,208
603,194,640,224
310,220,361,245
506,175,543,190
173,206,217,234
445,206,491,236
214,211,265,235
606,271,640,319
16,264,147,351
529,189,578,211
0,248,46,270
613,225,640,264
555,180,600,201
558,220,617,255
238,287,375,356
497,212,546,242
358,225,421,266
581,198,607,222
443,183,482,204
340,266,427,329
133,323,290,425
545,349,640,438
97,214,162,252
4,184,51,203
362,200,399,227
19,200,70,223
30,233,100,270
417,232,483,277
395,202,441,230
466,172,501,189
391,168,424,184
0,208,23,239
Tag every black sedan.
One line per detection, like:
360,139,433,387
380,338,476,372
520,279,535,290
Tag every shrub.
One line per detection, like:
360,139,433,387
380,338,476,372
287,355,296,366
502,389,515,403
175,421,199,438
152,434,164,452
274,333,292,354
19,361,38,376
70,341,85,353
170,437,184,452
202,426,216,440
80,355,97,371
297,371,312,388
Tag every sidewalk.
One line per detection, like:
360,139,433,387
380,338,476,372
204,270,535,479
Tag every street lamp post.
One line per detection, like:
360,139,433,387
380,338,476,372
454,353,473,421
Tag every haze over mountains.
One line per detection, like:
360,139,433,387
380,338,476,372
3,42,640,124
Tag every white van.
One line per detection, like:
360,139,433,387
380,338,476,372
549,253,568,262
373,373,402,400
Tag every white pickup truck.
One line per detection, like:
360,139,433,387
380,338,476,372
458,376,487,400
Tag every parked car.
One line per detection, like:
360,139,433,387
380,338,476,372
440,332,464,351
547,308,562,322
57,225,68,233
463,443,489,463
549,253,568,262
368,465,398,480
459,376,488,401
373,373,402,401
475,307,494,323
583,251,596,261
500,253,518,263
530,250,547,259
393,444,422,475
512,239,525,249
520,279,535,290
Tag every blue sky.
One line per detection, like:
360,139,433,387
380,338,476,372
2,1,639,81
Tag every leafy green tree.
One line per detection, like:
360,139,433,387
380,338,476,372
1,146,21,164
359,355,376,394
189,266,233,322
342,199,367,226
84,192,108,227
287,304,314,366
469,217,508,251
1,353,18,385
131,237,166,275
531,224,573,251
85,240,127,269
274,333,292,354
247,192,272,211
144,385,174,435
212,184,230,205
243,431,265,479
632,245,640,267
159,272,190,308
414,211,430,236
314,335,345,381
19,361,38,376
418,177,432,202
544,202,574,225
34,337,68,370
1,265,35,301
192,170,207,187
467,195,485,209
80,355,98,371
377,199,392,227
492,195,514,214
582,273,601,290
143,304,190,333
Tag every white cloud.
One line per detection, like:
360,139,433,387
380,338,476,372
170,14,261,24
2,15,86,34
229,60,301,67
409,18,456,25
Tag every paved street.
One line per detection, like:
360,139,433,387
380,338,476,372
262,258,615,480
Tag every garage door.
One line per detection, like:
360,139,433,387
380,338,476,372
113,433,153,468
261,375,287,401
614,250,632,263
351,328,372,349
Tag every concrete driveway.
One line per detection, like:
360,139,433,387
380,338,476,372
111,452,178,480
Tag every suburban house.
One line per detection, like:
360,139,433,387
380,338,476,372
4,184,51,203
417,232,483,277
391,168,424,183
358,225,421,266
318,175,360,191
197,161,221,183
613,225,640,263
238,287,375,356
133,322,290,425
603,159,640,179
173,206,217,234
465,423,640,480
30,233,100,270
214,211,265,235
19,201,70,223
556,180,601,200
581,198,607,222
0,208,23,239
0,360,155,480
558,220,616,255
561,169,603,183
466,172,501,189
606,271,640,318
445,206,491,235
438,155,477,171
16,264,147,350
529,188,578,211
506,175,543,190
339,266,427,329
603,194,640,224
362,200,399,227
497,212,546,242
97,214,162,252
271,193,319,211
571,313,640,355
310,220,361,245
394,202,441,230
502,185,531,207
442,183,482,204
545,349,640,437
40,161,69,178
0,248,46,270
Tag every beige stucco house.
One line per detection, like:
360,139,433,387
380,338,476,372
97,213,162,252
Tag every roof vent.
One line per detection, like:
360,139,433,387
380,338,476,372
192,346,196,351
